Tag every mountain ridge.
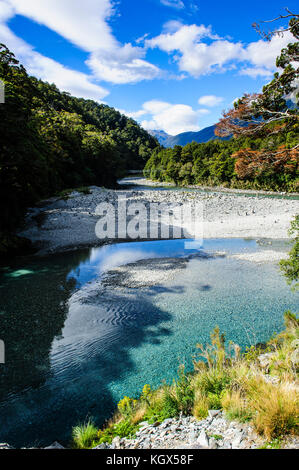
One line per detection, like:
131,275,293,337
150,125,230,147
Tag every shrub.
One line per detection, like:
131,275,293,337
195,327,227,370
193,368,231,399
96,419,138,444
144,387,179,423
72,419,98,449
141,384,152,405
131,405,147,425
193,391,209,419
245,376,299,439
174,365,194,415
280,216,299,290
117,396,137,418
221,390,252,422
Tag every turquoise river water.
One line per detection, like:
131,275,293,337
0,238,298,447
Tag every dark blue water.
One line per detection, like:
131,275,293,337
0,238,297,447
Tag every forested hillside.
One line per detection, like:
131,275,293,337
0,44,158,238
144,128,298,191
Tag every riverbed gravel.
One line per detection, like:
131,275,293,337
19,182,298,256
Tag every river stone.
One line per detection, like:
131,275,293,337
197,430,209,447
291,348,299,366
231,432,244,448
44,441,65,449
209,438,219,449
93,443,109,450
258,353,275,372
208,410,221,418
291,339,299,350
0,443,14,449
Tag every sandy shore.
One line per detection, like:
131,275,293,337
19,182,299,256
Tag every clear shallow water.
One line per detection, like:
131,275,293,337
119,177,299,200
0,238,298,447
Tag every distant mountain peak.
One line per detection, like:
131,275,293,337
150,125,229,147
149,129,171,146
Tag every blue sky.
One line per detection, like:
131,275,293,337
0,0,297,135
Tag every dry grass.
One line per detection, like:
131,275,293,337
221,389,252,422
193,391,209,419
244,375,299,440
131,405,147,425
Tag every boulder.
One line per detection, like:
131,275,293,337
291,348,299,366
44,441,65,449
258,353,274,372
290,339,299,350
93,443,109,450
208,410,221,418
0,443,14,450
197,430,209,448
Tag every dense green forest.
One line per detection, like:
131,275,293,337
144,128,299,191
0,44,158,242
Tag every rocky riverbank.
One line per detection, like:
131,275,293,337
19,183,299,256
94,412,265,450
2,411,298,450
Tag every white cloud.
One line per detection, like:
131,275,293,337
160,0,185,9
147,24,215,54
2,0,296,92
147,23,296,78
245,31,294,70
138,100,206,135
7,0,115,52
198,95,224,106
87,45,160,84
0,0,14,21
0,19,109,100
146,24,243,76
239,30,295,78
4,0,161,85
239,67,274,79
117,109,147,120
119,99,210,134
143,100,172,114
